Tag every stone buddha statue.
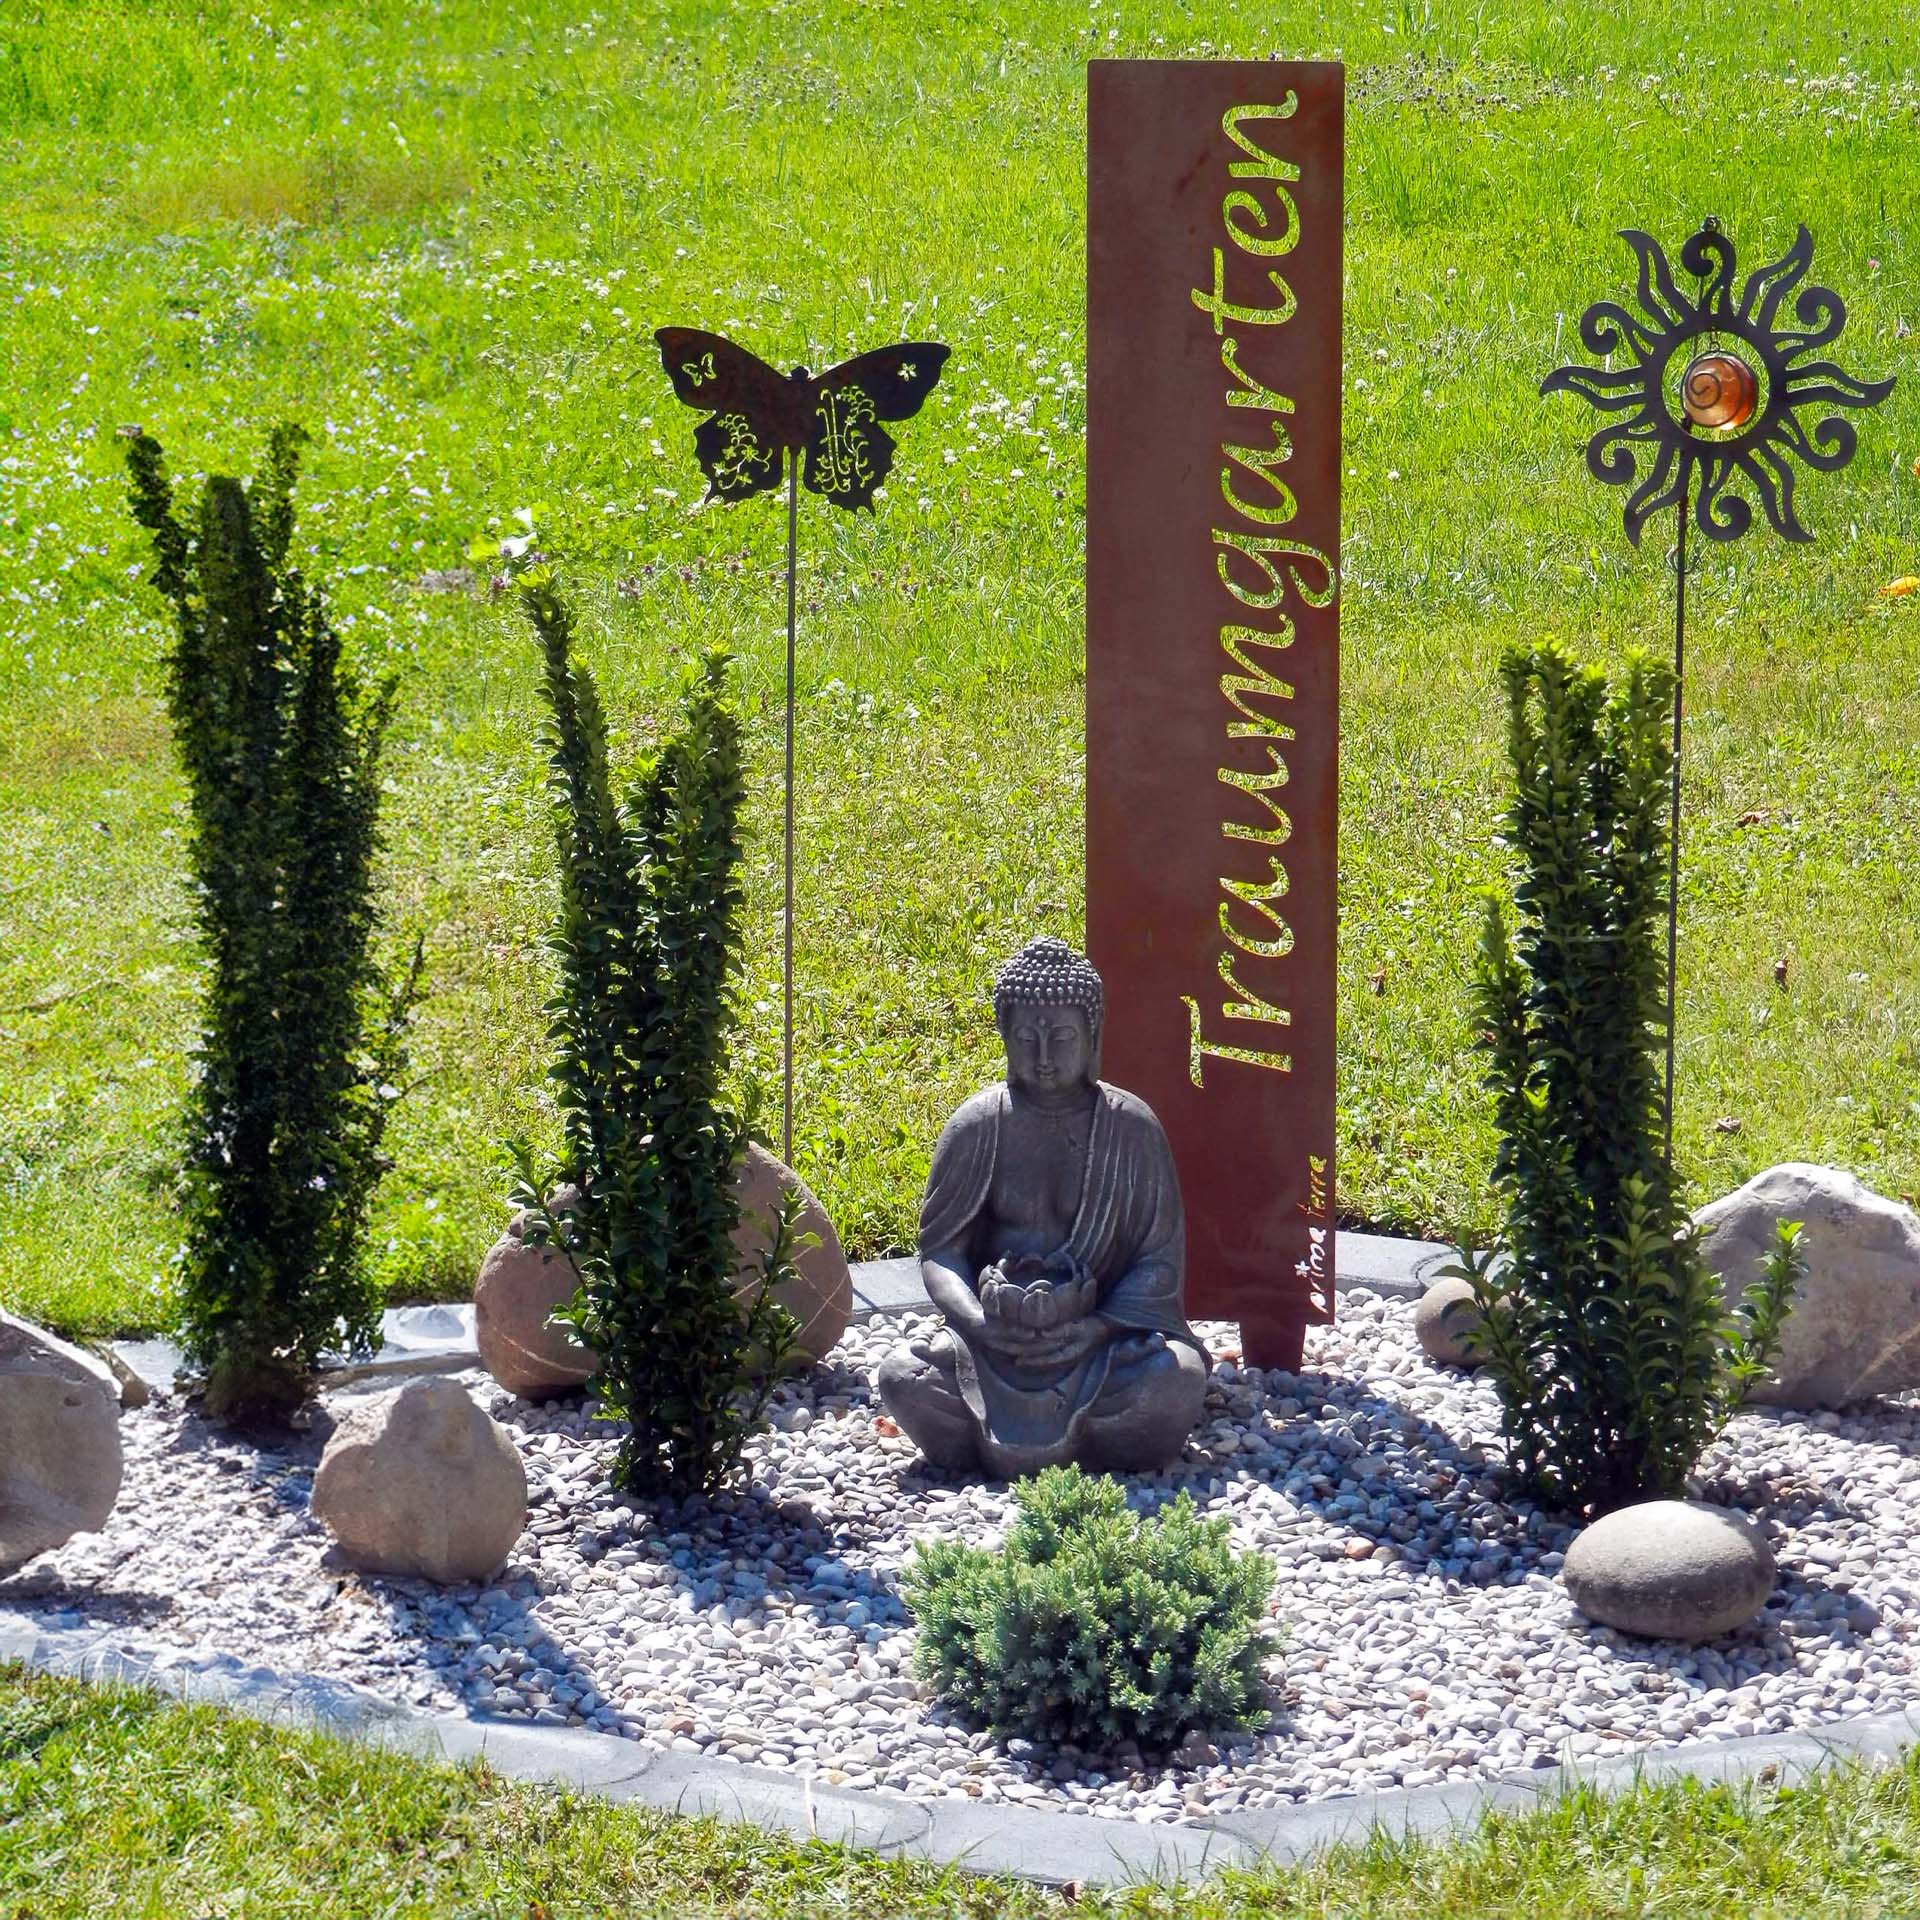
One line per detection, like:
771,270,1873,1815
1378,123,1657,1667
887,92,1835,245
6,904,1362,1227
878,937,1209,1477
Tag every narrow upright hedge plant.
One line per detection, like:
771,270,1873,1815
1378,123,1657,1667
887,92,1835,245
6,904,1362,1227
1461,640,1798,1515
518,578,797,1499
906,1465,1276,1752
128,427,420,1423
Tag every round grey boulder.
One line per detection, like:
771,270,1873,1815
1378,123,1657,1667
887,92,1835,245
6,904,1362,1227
1563,1499,1775,1641
1413,1275,1484,1368
312,1377,527,1584
474,1188,599,1401
1698,1162,1920,1408
0,1308,123,1576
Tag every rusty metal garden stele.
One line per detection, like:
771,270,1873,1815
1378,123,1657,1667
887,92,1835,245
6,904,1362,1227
1086,62,1344,1370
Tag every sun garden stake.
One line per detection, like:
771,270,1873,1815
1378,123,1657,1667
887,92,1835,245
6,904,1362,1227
1542,219,1892,1165
654,327,950,1165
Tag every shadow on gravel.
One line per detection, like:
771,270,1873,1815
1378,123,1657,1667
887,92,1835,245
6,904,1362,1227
155,1403,335,1505
1152,1362,1565,1591
1695,1456,1873,1532
0,1572,178,1627
592,1483,907,1627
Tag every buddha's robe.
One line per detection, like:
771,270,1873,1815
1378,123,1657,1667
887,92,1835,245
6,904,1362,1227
909,1082,1208,1476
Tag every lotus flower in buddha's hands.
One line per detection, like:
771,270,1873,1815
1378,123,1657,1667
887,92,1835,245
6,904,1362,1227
980,1251,1100,1334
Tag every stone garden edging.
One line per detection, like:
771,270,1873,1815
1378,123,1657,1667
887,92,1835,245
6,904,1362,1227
8,1605,1920,1888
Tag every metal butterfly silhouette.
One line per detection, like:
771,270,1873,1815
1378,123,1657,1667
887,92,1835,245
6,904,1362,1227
650,323,950,1169
654,329,950,512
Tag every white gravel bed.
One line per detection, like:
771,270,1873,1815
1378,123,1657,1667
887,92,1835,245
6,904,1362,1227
6,1289,1919,1823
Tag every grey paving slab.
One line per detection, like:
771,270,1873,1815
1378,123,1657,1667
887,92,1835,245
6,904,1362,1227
112,1338,184,1397
847,1232,1451,1322
411,1713,664,1795
1334,1229,1455,1300
384,1302,478,1350
112,1304,482,1400
10,1606,1920,1889
908,1793,1262,1884
848,1255,931,1320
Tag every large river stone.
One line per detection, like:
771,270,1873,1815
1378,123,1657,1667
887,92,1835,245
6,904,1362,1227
729,1143,852,1366
1699,1162,1920,1408
474,1188,598,1401
312,1378,527,1583
474,1152,852,1400
0,1309,123,1575
1413,1275,1484,1368
1563,1500,1775,1641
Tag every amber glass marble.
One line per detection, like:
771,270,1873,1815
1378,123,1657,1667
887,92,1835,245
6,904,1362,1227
1680,351,1759,430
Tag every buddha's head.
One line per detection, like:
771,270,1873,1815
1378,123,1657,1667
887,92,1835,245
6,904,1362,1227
993,936,1104,1106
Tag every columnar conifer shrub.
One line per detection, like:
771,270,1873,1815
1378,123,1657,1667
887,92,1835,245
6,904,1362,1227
1462,640,1799,1516
127,427,421,1424
517,578,798,1498
905,1465,1276,1751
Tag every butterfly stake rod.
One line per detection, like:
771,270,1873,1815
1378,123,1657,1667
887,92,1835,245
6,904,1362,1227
655,327,950,1165
1542,218,1891,1166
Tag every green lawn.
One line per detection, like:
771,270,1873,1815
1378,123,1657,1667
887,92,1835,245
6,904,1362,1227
12,1661,1920,1917
4,1,1920,1337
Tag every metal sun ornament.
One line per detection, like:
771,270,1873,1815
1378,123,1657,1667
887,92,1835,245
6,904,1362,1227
654,327,951,1166
1542,219,1893,547
1541,218,1893,1161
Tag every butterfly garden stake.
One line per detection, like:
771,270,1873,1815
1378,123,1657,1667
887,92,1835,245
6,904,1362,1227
1542,218,1892,1164
655,328,950,1164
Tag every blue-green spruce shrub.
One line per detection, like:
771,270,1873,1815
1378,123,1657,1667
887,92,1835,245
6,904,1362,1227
905,1465,1277,1751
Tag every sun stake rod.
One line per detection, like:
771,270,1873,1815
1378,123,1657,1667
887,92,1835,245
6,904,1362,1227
1665,476,1689,1168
